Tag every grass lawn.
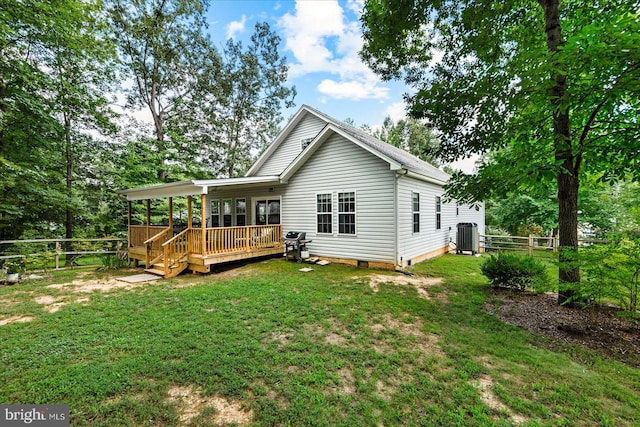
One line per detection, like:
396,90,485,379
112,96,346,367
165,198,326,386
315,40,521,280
1,255,638,426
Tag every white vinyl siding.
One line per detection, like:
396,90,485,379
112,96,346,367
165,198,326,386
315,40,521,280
397,176,484,266
253,114,326,176
282,133,396,264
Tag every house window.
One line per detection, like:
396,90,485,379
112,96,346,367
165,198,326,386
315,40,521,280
338,192,356,235
210,200,220,227
255,199,280,225
316,193,332,234
236,198,246,227
223,199,232,227
412,192,420,233
436,196,442,230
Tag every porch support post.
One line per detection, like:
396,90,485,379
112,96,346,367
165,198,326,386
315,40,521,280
187,196,193,228
127,201,132,247
168,197,173,232
201,193,207,255
146,199,151,240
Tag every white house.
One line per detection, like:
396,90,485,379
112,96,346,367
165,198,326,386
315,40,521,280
120,105,484,277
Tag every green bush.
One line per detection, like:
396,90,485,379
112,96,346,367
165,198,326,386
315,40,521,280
481,252,548,291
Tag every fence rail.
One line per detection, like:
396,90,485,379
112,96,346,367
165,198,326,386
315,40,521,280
0,237,128,270
480,234,607,256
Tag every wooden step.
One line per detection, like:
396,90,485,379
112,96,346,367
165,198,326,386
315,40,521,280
145,268,165,276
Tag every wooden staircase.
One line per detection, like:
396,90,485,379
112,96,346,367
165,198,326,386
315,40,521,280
144,228,191,278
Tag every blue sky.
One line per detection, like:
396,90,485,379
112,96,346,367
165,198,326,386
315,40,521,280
204,0,410,127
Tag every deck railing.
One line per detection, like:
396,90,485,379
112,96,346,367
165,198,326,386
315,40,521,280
135,224,282,264
130,225,169,247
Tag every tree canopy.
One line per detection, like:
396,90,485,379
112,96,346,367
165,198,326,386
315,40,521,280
361,0,640,303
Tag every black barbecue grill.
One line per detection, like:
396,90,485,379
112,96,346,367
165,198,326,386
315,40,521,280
283,231,312,262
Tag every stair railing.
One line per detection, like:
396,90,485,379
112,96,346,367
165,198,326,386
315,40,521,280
144,227,172,268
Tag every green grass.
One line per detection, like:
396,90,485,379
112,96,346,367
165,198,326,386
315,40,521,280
1,256,638,426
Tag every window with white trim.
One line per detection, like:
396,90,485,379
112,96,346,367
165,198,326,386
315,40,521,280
236,198,246,226
435,196,442,230
412,192,420,233
223,199,232,227
316,194,332,234
210,200,220,227
338,192,356,235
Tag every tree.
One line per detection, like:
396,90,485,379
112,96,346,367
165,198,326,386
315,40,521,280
49,2,118,263
373,116,441,166
108,0,218,181
361,0,640,305
173,23,296,177
0,0,117,245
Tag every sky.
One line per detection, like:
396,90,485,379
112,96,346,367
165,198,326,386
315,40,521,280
205,0,407,127
186,0,475,172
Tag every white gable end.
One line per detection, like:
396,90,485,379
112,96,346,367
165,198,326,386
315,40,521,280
251,113,327,176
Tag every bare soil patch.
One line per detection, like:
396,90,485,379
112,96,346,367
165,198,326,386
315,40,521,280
485,288,640,367
166,384,252,426
472,375,528,424
367,274,444,300
47,278,145,293
0,315,34,326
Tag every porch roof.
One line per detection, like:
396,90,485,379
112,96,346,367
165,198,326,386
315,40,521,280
118,176,280,201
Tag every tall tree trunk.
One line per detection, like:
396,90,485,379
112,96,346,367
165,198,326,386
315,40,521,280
539,0,581,306
64,112,74,267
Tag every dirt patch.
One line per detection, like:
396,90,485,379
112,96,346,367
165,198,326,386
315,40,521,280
473,375,528,424
485,288,640,367
330,367,355,395
0,298,17,307
47,278,143,293
270,330,294,348
0,315,34,326
303,319,352,347
369,314,445,359
166,384,252,425
34,295,68,313
367,274,444,300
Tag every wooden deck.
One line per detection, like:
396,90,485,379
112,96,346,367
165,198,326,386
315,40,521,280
127,224,283,277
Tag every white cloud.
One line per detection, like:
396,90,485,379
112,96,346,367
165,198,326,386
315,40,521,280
317,78,389,100
384,101,407,122
448,155,479,174
226,15,247,39
278,0,389,101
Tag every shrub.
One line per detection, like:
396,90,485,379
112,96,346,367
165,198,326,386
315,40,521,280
579,233,640,313
481,252,548,291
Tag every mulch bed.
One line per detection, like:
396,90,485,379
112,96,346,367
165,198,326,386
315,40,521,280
484,288,640,367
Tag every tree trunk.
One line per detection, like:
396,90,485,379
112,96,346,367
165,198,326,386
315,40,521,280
64,113,74,267
538,0,581,306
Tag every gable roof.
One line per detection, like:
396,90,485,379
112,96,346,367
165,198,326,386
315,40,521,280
301,105,450,183
263,105,449,184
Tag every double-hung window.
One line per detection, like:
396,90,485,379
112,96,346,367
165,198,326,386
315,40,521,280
316,194,332,234
210,200,220,227
435,196,442,230
338,192,356,235
236,198,246,226
412,192,420,233
223,199,232,227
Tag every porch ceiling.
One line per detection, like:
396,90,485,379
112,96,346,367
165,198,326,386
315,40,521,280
118,176,281,201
